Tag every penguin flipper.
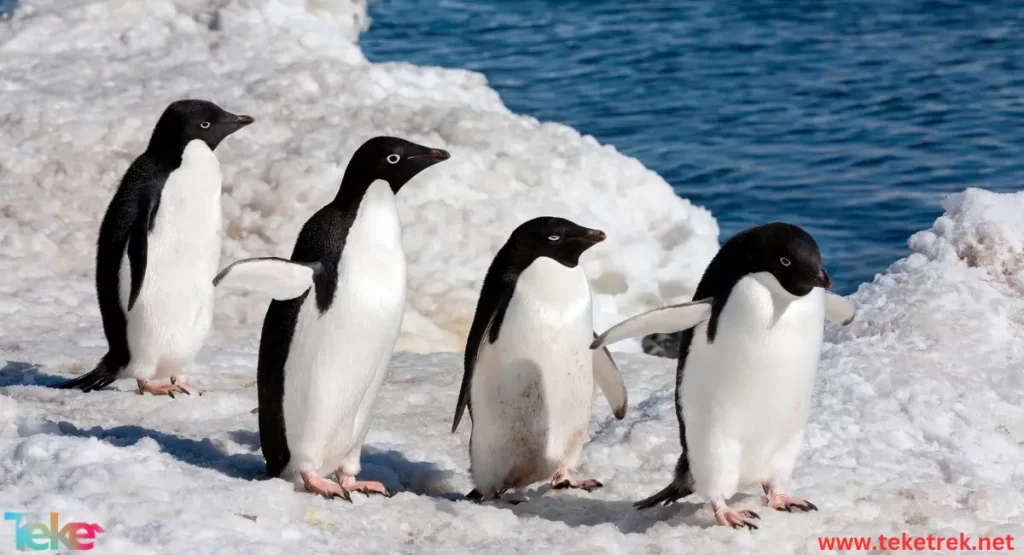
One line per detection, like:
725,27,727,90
592,334,627,420
452,318,490,433
825,291,856,326
591,298,713,349
213,257,322,301
126,193,158,312
454,257,516,434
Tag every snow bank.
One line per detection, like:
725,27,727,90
1,189,1022,553
0,0,718,354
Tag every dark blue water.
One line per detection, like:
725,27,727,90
362,0,1024,293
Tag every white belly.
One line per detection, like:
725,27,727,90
120,140,222,380
682,274,825,496
282,181,406,477
469,258,595,493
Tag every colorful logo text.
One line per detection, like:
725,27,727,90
4,512,105,551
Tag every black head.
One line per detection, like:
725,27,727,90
735,222,831,297
146,99,254,158
507,216,607,268
338,136,450,199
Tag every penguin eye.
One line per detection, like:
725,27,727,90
548,235,560,241
779,257,791,267
386,154,401,164
200,122,211,129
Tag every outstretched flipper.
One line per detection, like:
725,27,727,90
592,333,627,419
591,298,713,350
824,291,855,325
126,193,158,311
213,257,322,301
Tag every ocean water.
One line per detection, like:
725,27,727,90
362,0,1024,294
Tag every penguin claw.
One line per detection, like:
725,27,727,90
766,492,818,513
714,505,760,530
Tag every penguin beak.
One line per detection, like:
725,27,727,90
220,113,254,133
408,148,451,161
583,228,607,244
815,268,832,289
572,227,606,249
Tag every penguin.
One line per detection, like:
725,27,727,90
56,99,253,397
591,222,856,529
451,217,628,502
212,137,449,499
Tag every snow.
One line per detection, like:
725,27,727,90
1,0,1023,552
0,0,718,354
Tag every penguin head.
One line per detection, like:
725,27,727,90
347,137,451,194
149,99,254,154
746,222,831,297
510,216,607,268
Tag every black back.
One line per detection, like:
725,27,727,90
257,136,449,477
641,222,828,505
56,99,253,392
451,216,606,433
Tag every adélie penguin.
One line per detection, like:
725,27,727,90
591,222,856,529
56,99,254,397
213,137,450,499
452,217,628,502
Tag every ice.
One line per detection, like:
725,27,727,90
1,0,1023,552
0,0,718,354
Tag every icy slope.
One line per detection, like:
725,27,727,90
1,189,1022,554
0,0,718,353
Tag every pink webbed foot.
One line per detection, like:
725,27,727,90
763,485,818,513
302,472,351,502
170,375,204,396
550,471,603,492
136,379,190,398
338,473,391,497
712,500,760,530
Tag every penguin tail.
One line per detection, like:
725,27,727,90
54,356,120,392
633,480,693,510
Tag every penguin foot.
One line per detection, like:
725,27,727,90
136,380,191,398
551,478,603,492
550,471,603,492
712,501,760,530
302,472,351,502
765,492,818,513
338,474,391,497
170,375,204,396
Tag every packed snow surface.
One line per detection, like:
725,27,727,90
1,0,1023,553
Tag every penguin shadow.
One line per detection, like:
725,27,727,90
0,361,68,388
57,421,267,480
226,429,456,497
358,447,459,499
505,491,759,533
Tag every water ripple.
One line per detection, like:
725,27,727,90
364,0,1024,293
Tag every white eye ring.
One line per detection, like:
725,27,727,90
779,257,791,267
548,235,560,241
386,154,401,164
200,122,211,129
